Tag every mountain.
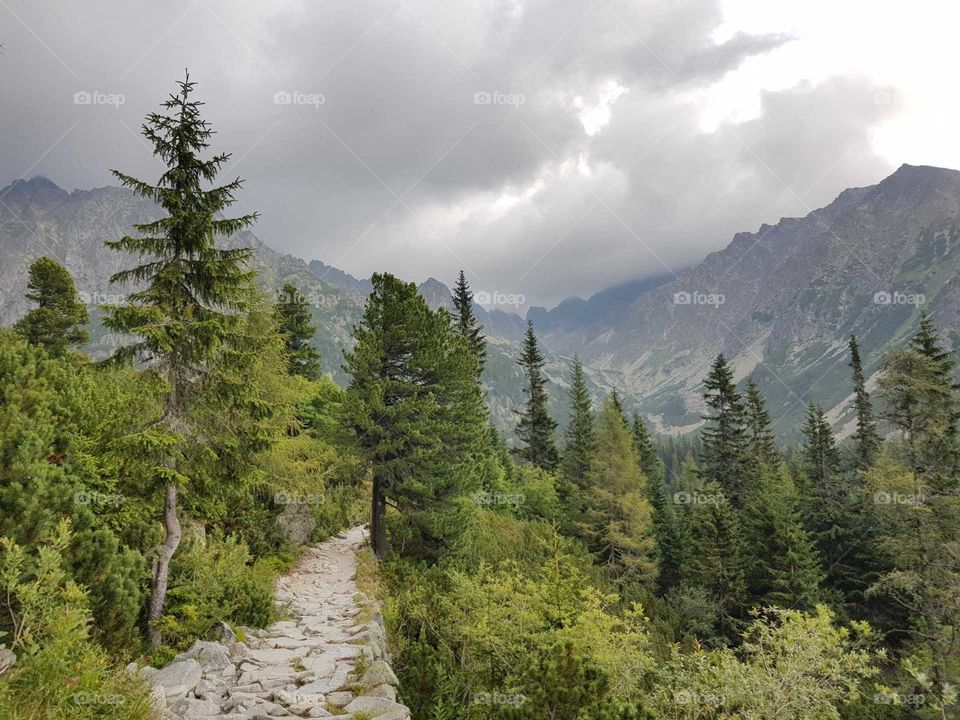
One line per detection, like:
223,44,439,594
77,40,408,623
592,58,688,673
531,164,960,439
3,165,958,440
0,177,624,438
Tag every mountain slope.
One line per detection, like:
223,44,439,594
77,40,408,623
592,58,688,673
533,164,960,438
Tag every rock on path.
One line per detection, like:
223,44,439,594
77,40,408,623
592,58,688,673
141,526,410,719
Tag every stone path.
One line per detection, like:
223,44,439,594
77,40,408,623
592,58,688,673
142,526,410,719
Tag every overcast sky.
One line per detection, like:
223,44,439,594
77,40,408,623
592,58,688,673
0,0,955,306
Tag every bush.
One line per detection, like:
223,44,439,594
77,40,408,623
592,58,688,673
0,522,153,720
159,534,276,649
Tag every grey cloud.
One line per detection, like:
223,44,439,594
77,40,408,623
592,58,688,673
0,0,898,306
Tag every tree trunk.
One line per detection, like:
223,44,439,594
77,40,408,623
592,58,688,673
371,476,387,559
147,481,182,648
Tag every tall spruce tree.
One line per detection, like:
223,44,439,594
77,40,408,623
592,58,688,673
103,73,257,646
632,412,683,592
14,257,88,356
450,270,486,375
516,321,559,470
274,283,322,380
799,401,864,604
680,485,747,644
743,378,779,465
848,335,880,470
910,311,959,470
699,355,749,504
343,273,485,558
561,357,595,490
874,332,960,700
742,464,823,610
631,413,660,479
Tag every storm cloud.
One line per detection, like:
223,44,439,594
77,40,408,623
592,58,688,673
0,0,898,305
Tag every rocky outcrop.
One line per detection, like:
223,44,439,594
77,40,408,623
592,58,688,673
142,526,408,719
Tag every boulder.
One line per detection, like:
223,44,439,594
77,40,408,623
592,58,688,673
361,660,398,688
153,658,202,698
176,640,233,670
277,503,316,545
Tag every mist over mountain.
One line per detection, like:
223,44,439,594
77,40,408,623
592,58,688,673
2,164,958,439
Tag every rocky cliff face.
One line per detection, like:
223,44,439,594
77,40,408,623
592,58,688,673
4,165,959,439
533,164,960,437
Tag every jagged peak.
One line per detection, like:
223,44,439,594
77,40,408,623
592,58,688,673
0,175,68,199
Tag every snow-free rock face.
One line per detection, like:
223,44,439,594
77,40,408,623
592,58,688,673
141,526,409,719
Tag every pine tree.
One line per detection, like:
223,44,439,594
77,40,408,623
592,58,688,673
515,321,559,470
800,403,842,492
848,335,880,470
680,485,747,644
579,396,657,593
699,355,749,504
798,400,873,609
14,257,88,356
743,378,779,465
561,357,595,490
275,283,322,380
610,389,627,425
450,270,486,375
631,413,660,479
103,72,257,646
909,311,959,470
742,464,823,610
631,413,683,592
343,273,486,558
873,336,960,699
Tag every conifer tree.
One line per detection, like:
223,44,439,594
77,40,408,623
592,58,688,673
610,388,628,425
579,396,657,592
848,335,880,470
743,378,779,465
680,485,747,643
450,270,486,375
631,413,660,478
274,283,322,380
909,311,959,470
631,413,683,592
561,357,595,490
343,273,485,558
14,257,88,356
103,72,257,646
515,321,559,470
742,464,823,610
699,355,748,504
800,402,843,491
874,334,960,699
799,401,872,608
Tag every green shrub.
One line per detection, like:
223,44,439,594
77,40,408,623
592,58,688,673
160,534,276,648
0,521,153,720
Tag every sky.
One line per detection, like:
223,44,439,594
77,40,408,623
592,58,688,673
0,0,955,307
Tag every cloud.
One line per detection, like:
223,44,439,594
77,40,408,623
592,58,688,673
0,0,898,305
